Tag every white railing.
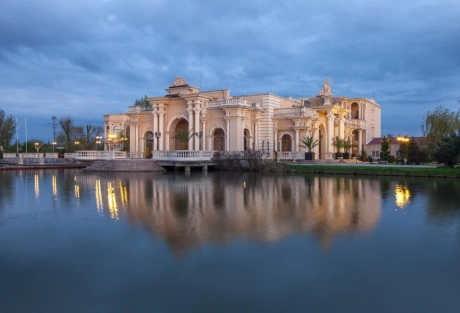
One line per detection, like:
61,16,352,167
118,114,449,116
127,152,145,159
152,150,214,161
277,151,303,160
75,151,126,160
127,105,153,113
274,107,318,118
346,119,366,129
208,99,261,109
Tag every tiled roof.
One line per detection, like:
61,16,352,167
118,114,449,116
367,137,426,145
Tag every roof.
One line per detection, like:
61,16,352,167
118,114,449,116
367,137,426,145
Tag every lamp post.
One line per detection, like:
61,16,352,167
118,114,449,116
195,131,202,150
34,142,40,153
74,141,80,151
96,136,102,150
155,132,161,151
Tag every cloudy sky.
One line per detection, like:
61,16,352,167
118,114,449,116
1,0,459,142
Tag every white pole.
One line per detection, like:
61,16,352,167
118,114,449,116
16,118,18,155
25,117,28,154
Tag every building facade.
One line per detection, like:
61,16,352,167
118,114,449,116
104,77,381,159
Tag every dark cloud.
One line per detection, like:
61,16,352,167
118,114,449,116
1,0,459,141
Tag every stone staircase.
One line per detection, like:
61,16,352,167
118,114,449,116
83,159,165,172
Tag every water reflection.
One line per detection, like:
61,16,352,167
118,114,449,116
72,173,382,254
394,184,411,209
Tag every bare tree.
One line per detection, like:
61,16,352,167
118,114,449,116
59,117,74,151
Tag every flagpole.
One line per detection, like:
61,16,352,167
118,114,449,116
16,118,19,155
25,117,27,154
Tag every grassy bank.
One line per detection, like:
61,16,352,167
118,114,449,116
282,164,460,178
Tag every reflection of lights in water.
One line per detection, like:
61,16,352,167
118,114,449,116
34,174,39,199
95,180,103,212
118,180,128,209
107,182,119,220
74,184,80,207
395,184,411,208
243,181,246,188
52,175,57,200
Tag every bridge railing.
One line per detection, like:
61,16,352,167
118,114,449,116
75,151,127,160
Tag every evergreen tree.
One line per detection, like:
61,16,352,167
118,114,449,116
380,136,391,161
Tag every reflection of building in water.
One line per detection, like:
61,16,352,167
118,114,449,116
75,173,382,255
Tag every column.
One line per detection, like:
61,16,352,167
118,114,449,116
159,112,165,150
294,129,299,152
201,106,207,151
194,100,201,150
326,113,335,158
202,121,207,150
339,116,345,139
152,106,158,150
254,119,259,150
187,101,194,151
274,130,278,151
225,117,230,151
358,130,363,156
313,126,320,155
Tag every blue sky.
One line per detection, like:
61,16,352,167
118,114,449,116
1,0,459,143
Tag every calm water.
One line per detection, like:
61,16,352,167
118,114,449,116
0,169,459,313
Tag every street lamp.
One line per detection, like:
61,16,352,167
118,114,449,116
155,132,161,151
34,142,40,153
96,136,102,150
195,131,203,150
52,141,56,154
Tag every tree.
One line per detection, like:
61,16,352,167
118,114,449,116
299,136,319,152
343,138,352,158
331,136,344,157
133,95,151,108
74,124,103,150
173,129,194,150
59,117,75,151
380,136,391,161
432,132,460,167
0,109,16,149
421,105,460,154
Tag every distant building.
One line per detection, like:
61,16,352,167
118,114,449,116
366,137,426,158
104,77,381,159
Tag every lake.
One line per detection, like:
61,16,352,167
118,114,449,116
0,169,459,313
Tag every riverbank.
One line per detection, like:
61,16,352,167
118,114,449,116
282,163,460,178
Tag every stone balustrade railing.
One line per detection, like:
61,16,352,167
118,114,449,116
152,150,214,160
274,107,318,118
208,99,261,109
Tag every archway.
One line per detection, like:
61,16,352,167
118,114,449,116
213,128,225,151
244,129,250,150
351,102,359,119
174,119,189,150
145,131,153,158
281,134,292,151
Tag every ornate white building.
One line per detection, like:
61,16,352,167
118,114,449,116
103,77,381,159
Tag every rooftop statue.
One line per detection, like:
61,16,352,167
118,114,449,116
317,78,333,97
170,76,189,88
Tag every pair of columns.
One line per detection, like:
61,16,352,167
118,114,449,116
187,100,206,151
151,104,165,150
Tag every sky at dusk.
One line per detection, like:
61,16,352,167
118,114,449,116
1,0,459,143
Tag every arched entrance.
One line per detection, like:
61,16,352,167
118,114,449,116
145,131,153,158
351,102,359,119
213,128,225,151
174,119,189,150
244,129,250,150
281,134,292,151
